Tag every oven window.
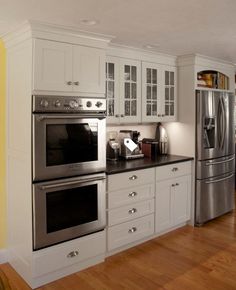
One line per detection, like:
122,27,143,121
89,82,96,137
46,123,98,166
46,184,98,233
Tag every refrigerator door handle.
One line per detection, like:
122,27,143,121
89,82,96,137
220,97,226,150
205,173,234,184
217,98,222,149
205,156,235,166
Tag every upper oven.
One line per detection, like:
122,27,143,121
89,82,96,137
32,95,106,181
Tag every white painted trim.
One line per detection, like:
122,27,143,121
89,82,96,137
107,44,177,66
2,20,114,49
0,249,8,264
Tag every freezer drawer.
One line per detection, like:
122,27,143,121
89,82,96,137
195,172,235,225
196,154,235,179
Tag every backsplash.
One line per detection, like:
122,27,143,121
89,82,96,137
106,124,157,140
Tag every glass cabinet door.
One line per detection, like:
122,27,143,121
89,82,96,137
120,59,141,123
105,56,120,124
163,66,177,121
142,62,162,122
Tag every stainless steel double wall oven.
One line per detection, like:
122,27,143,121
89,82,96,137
32,95,106,250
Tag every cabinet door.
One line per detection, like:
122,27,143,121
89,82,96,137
33,39,73,92
172,175,191,226
73,45,105,94
119,59,141,123
106,56,120,124
155,180,172,233
142,62,162,122
162,65,177,121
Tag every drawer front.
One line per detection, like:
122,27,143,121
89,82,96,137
107,214,154,251
108,168,155,192
108,184,155,209
108,199,155,226
156,161,191,181
33,231,105,277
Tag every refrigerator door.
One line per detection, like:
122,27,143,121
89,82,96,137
195,172,235,225
196,90,235,161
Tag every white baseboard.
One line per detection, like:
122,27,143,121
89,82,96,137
0,249,8,264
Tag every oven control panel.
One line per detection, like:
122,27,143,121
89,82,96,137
33,95,106,113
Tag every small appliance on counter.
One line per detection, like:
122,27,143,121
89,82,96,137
119,130,144,160
106,131,120,161
142,139,159,159
155,122,168,155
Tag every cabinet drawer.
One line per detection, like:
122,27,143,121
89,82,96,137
108,184,154,209
108,168,155,191
108,199,154,226
107,214,154,251
33,231,105,277
156,161,191,181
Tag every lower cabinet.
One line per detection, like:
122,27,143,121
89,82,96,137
155,175,191,233
107,168,155,252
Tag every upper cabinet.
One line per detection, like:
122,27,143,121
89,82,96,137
142,62,177,122
33,39,105,95
106,56,141,124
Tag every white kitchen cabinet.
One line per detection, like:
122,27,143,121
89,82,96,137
106,57,141,123
107,168,155,251
156,175,191,233
142,62,177,122
33,39,105,95
155,163,191,234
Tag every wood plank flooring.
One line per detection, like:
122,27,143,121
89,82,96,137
1,210,236,290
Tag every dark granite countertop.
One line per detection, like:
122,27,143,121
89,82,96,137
106,154,194,175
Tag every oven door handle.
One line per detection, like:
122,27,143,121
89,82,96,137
39,176,106,190
36,114,106,121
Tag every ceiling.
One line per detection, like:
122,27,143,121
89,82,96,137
1,0,236,63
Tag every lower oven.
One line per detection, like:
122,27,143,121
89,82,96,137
33,172,106,250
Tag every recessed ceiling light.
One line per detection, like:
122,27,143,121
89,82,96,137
144,44,160,49
80,19,99,26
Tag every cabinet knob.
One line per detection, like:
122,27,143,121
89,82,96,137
175,183,179,186
172,167,178,172
74,81,79,86
171,184,175,187
67,250,79,258
128,191,137,197
128,208,137,214
120,114,124,117
158,114,161,117
162,114,165,117
128,227,137,234
115,114,120,118
129,175,137,180
67,81,73,85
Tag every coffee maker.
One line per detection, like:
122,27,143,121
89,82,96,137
119,130,144,159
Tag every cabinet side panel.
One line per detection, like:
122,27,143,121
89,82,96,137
7,39,33,269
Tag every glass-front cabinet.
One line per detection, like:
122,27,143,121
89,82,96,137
105,57,141,124
142,63,177,122
105,56,120,123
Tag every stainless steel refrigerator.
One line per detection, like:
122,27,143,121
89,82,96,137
195,90,235,226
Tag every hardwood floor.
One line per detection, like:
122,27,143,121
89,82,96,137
1,210,236,290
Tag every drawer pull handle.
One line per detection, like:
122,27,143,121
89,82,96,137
67,250,79,258
175,183,179,186
128,227,137,233
129,175,138,180
172,167,178,172
128,208,137,214
128,191,137,197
